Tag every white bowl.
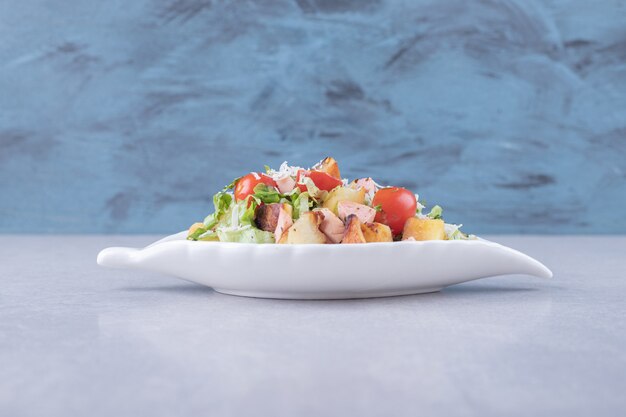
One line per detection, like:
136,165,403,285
97,232,552,299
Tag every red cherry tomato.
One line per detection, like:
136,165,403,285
372,187,417,235
296,170,343,192
234,173,278,202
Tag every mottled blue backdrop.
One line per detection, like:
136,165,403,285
1,0,625,234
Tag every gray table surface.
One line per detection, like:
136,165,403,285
1,235,625,417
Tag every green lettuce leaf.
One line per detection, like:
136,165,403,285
238,200,258,227
252,183,282,204
292,191,310,219
427,205,443,220
203,191,233,229
223,177,241,191
187,226,208,240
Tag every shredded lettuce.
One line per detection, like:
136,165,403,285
217,226,274,243
415,194,425,215
196,229,219,241
445,223,464,240
210,198,273,243
444,223,475,240
218,200,258,229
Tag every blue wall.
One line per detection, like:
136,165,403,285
1,0,625,234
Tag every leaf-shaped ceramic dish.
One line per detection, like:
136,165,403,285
97,232,552,299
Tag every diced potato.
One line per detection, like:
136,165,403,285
315,157,341,179
361,222,393,243
322,187,365,215
283,211,327,244
402,217,446,241
341,215,366,244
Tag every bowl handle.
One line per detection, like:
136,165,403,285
97,247,139,268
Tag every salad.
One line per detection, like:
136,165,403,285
187,158,473,244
